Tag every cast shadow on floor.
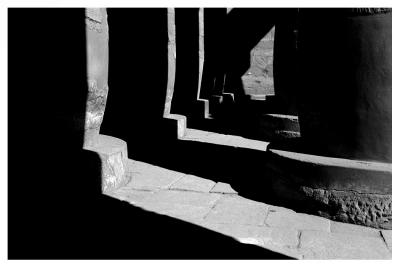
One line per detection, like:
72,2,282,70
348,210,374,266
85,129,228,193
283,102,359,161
9,148,293,260
126,132,328,216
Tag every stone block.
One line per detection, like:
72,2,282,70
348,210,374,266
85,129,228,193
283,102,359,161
330,221,381,237
139,203,212,222
125,160,185,190
109,188,155,205
143,190,222,208
204,195,268,226
265,210,330,232
266,145,392,229
86,8,103,23
169,174,216,193
84,134,130,193
300,230,391,259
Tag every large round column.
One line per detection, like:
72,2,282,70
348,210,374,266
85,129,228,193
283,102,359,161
266,8,392,229
297,8,391,163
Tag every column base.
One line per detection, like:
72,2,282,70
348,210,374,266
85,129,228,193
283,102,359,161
84,134,130,193
265,140,392,229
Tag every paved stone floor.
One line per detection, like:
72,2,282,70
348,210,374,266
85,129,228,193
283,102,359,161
106,159,392,260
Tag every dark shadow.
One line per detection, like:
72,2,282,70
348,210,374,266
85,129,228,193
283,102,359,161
170,8,203,118
199,8,227,100
189,8,301,141
96,7,310,221
8,8,293,259
295,8,392,162
223,8,300,115
8,8,103,258
131,135,321,216
100,8,173,147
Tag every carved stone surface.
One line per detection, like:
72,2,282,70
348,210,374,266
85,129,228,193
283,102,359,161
86,80,108,132
300,186,392,229
265,146,392,229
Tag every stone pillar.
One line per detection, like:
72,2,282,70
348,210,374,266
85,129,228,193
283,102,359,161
84,8,109,147
266,8,392,229
83,9,130,192
296,8,392,163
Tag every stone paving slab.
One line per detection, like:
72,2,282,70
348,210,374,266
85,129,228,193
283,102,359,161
106,159,391,260
210,182,238,194
204,195,268,226
300,230,391,259
107,187,155,205
265,209,330,232
169,174,216,193
139,202,212,222
381,230,392,251
125,160,185,190
140,190,222,208
267,205,297,214
259,242,304,260
198,223,299,248
330,221,381,237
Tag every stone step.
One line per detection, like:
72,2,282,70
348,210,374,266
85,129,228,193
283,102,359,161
84,134,131,193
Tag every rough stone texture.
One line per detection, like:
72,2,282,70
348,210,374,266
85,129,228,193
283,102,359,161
169,174,216,193
125,160,185,190
266,147,392,229
85,8,109,146
99,152,126,191
330,221,381,237
265,209,330,232
301,186,392,229
381,230,392,251
300,230,391,259
84,134,130,193
210,182,238,194
204,195,268,226
242,27,275,96
267,147,392,194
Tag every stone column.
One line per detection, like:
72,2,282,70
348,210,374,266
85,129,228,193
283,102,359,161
266,8,392,229
84,8,109,147
83,8,130,193
296,8,392,163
